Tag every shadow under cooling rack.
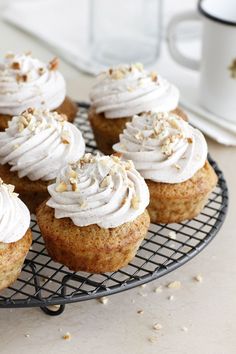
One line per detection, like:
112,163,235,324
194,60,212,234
0,103,228,315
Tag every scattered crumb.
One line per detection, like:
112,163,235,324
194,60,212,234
154,286,162,293
24,333,30,338
62,332,72,341
181,326,188,332
137,309,144,315
167,281,181,289
153,323,162,330
48,304,61,311
140,284,147,288
138,292,147,297
168,295,174,301
148,336,157,343
193,274,203,283
98,296,108,304
168,231,177,239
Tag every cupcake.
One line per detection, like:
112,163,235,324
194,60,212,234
89,63,187,155
0,108,85,213
113,111,218,223
0,179,32,291
36,153,150,273
0,52,77,130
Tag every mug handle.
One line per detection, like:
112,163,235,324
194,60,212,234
167,11,201,71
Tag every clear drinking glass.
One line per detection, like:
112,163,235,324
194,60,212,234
89,0,163,66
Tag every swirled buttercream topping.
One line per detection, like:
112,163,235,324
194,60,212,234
90,63,179,118
0,52,66,115
113,111,207,184
47,153,150,228
0,179,30,243
0,108,85,181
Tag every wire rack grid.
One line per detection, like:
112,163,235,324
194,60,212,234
0,103,228,316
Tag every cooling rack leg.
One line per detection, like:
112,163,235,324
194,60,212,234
40,304,65,316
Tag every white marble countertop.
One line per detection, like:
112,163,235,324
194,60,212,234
0,3,235,353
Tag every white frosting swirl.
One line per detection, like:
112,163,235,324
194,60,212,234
47,153,150,228
0,109,85,181
90,63,179,118
113,112,207,184
0,53,66,115
0,180,30,243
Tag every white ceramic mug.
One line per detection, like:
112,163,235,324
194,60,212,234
167,0,236,123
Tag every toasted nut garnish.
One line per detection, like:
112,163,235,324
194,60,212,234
153,323,162,330
193,274,203,283
11,62,20,70
150,71,158,82
69,169,77,179
98,296,108,304
62,332,71,340
56,182,67,192
170,119,180,129
167,280,181,289
38,67,46,75
131,195,140,209
187,137,193,144
49,57,59,71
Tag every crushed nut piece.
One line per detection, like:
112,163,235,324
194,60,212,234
187,137,193,144
154,286,162,293
98,296,108,304
150,71,158,82
131,195,140,209
24,333,30,338
148,336,157,343
56,181,67,192
11,62,20,70
168,231,177,239
140,284,147,288
193,274,203,283
62,332,72,341
167,281,181,289
49,57,59,71
168,295,174,301
38,67,46,75
153,323,162,330
181,326,188,332
174,163,181,170
137,309,144,315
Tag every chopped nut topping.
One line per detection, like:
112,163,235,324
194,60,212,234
153,323,162,330
167,281,181,289
69,178,78,191
148,336,157,343
131,195,140,209
61,132,70,144
62,332,72,340
154,286,162,293
170,119,180,129
11,62,20,70
133,62,144,71
168,295,174,301
5,53,14,59
24,333,30,338
137,309,144,315
127,86,134,92
100,175,111,188
150,71,158,82
174,163,181,170
193,274,203,283
49,57,59,71
69,169,77,179
181,326,188,332
187,137,193,144
56,181,67,192
38,67,46,75
168,231,177,239
98,296,108,304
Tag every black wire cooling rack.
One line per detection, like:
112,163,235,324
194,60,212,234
0,103,228,316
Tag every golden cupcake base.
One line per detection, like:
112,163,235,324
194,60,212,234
147,161,218,224
36,202,150,273
0,229,32,291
